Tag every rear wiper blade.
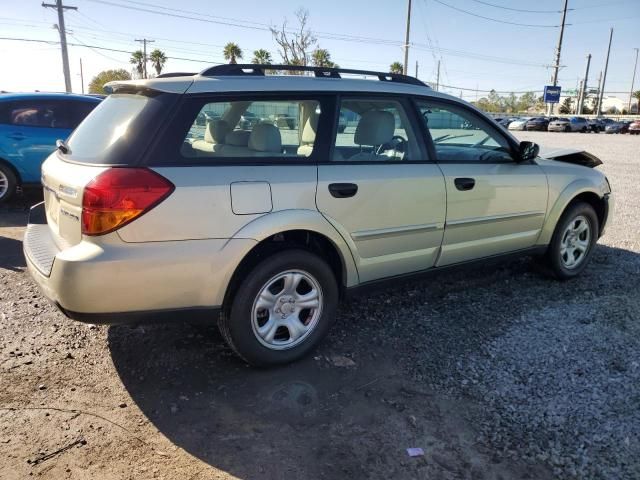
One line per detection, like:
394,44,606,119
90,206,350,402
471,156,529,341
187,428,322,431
56,139,71,154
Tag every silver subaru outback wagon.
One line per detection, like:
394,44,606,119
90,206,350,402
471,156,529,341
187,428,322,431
24,64,613,366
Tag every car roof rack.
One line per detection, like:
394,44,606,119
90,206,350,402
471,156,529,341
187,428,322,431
199,64,428,87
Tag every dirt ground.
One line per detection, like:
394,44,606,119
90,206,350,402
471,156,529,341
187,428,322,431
1,131,638,479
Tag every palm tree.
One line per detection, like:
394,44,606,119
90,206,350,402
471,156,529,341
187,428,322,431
389,62,403,74
252,49,272,65
312,48,337,68
223,43,243,64
130,50,145,78
149,49,167,76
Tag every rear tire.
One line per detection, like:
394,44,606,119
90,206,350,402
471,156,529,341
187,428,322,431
544,202,598,280
219,249,339,366
0,163,17,204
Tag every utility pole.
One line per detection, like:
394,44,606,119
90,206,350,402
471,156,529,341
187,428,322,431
629,47,639,112
548,0,569,115
42,0,77,93
415,60,419,78
594,70,602,114
596,28,614,117
576,54,591,114
575,79,583,114
79,58,84,94
135,38,154,79
403,0,412,75
435,59,440,91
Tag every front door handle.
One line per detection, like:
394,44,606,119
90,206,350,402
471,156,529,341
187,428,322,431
328,183,358,198
454,177,475,191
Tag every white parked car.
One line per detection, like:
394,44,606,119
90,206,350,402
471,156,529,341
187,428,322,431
507,117,531,131
24,65,613,365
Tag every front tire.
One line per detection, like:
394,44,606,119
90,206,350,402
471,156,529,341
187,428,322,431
219,249,339,366
545,202,598,280
0,164,17,204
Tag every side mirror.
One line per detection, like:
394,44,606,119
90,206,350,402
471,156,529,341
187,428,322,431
518,141,539,162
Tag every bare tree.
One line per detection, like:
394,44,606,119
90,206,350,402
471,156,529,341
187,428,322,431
270,8,317,71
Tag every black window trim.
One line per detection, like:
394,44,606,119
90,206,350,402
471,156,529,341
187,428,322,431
323,92,432,165
412,96,522,165
147,91,336,167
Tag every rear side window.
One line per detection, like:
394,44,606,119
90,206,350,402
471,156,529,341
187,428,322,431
182,99,321,160
332,98,420,162
0,100,76,128
68,100,99,128
65,92,175,164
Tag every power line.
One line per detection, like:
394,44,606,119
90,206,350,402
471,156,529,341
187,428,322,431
467,0,561,14
1,35,632,95
0,36,220,65
431,0,560,27
4,8,550,69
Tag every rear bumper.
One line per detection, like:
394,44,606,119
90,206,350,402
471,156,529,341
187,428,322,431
548,125,568,131
24,202,254,324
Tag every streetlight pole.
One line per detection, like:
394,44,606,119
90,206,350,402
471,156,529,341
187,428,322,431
577,53,591,114
548,0,569,115
628,47,639,113
42,0,77,93
403,0,411,75
596,28,614,117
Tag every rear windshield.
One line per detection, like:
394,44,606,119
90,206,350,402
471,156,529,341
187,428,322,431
65,92,175,165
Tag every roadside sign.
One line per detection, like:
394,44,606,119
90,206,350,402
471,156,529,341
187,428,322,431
544,85,562,103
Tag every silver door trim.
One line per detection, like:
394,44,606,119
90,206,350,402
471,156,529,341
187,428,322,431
446,210,546,228
352,222,443,241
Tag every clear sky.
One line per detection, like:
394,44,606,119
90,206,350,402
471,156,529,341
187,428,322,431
1,0,638,103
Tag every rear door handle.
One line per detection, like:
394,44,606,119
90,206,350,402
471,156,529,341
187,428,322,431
454,177,475,191
7,133,26,140
328,183,358,198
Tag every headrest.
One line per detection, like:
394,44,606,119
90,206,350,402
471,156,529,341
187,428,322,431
301,114,319,144
225,130,251,146
354,110,395,146
204,119,230,144
248,123,282,153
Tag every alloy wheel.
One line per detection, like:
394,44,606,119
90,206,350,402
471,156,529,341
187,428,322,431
0,170,8,199
560,215,591,269
251,270,323,350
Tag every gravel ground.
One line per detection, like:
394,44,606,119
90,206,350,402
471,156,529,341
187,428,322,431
1,131,639,479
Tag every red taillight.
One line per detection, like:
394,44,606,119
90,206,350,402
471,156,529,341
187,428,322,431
81,168,174,236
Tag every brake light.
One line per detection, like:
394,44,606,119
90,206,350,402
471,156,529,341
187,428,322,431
81,168,174,236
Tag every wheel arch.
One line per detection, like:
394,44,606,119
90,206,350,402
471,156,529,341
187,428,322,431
0,157,22,184
222,210,359,309
538,180,608,245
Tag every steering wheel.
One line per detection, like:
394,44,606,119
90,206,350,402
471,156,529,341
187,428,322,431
376,135,407,155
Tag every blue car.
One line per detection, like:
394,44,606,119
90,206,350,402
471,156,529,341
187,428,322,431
0,92,101,202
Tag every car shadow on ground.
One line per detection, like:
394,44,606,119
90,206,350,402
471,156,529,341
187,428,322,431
0,236,26,271
107,244,640,479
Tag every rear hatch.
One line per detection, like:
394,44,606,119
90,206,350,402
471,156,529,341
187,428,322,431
40,89,179,247
41,155,107,247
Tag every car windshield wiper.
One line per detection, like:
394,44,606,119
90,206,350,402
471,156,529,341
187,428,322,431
433,133,474,143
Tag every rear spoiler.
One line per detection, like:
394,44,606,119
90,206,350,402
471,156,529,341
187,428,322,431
103,77,193,95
